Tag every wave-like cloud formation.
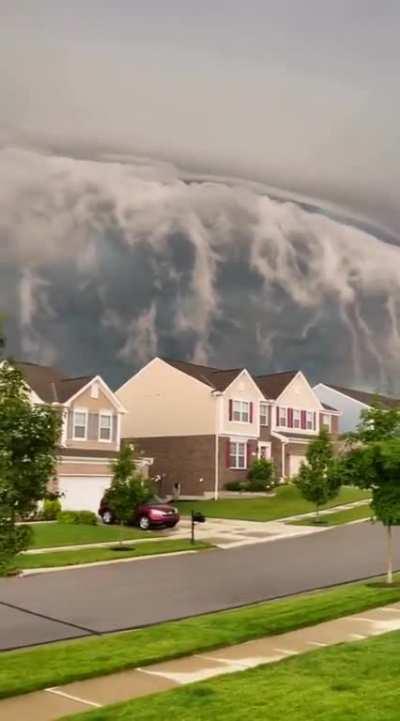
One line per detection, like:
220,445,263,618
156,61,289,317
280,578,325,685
1,146,400,392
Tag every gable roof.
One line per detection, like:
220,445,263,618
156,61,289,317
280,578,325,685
14,361,95,404
254,370,299,399
328,384,400,410
162,358,244,391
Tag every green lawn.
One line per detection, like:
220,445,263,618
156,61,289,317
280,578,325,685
19,540,210,570
1,576,400,699
176,485,370,522
291,503,373,527
66,631,400,721
29,522,160,549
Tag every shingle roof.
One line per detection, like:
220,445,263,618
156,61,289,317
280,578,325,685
14,361,94,404
322,402,339,412
162,358,244,391
329,385,400,410
254,370,299,399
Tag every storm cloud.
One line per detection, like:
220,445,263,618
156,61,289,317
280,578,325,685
1,146,400,392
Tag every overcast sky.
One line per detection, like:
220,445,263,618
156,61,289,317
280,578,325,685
1,2,400,390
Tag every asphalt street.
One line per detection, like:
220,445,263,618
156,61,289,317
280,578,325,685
1,521,399,651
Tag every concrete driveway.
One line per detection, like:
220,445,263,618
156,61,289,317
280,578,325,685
1,521,399,651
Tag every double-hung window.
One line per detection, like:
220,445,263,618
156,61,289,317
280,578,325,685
229,442,246,469
260,403,268,426
321,414,331,431
73,410,87,440
306,411,314,430
233,400,250,423
293,409,301,429
99,413,112,441
278,407,287,427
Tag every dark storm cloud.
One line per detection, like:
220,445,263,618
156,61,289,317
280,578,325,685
1,147,400,394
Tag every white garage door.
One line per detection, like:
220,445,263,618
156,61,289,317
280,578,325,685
288,455,307,477
59,476,112,514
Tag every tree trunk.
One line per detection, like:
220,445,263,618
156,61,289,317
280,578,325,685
386,524,393,585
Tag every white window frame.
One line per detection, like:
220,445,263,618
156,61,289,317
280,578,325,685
260,402,268,426
258,442,271,460
232,400,250,423
321,413,332,431
306,411,314,430
99,411,113,442
278,407,287,427
229,441,247,469
293,409,301,429
72,408,88,441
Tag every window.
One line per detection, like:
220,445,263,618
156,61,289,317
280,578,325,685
259,443,270,460
278,407,287,426
233,400,250,423
229,442,246,469
321,414,331,431
293,409,301,429
73,410,87,440
260,403,268,426
99,413,112,441
306,411,314,430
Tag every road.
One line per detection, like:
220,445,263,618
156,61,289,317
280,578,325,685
0,521,399,651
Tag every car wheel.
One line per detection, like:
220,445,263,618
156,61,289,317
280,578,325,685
102,510,113,525
139,516,150,530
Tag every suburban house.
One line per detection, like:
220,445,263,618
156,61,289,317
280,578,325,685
12,361,129,513
116,357,341,498
314,382,400,433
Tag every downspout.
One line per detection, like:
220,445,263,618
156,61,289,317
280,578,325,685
212,391,223,501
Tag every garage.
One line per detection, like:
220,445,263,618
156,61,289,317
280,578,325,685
288,454,307,477
58,476,112,514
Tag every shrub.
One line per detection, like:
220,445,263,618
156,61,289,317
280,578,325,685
224,480,246,492
248,458,276,490
42,498,62,520
57,510,98,525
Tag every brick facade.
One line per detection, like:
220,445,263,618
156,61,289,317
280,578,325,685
129,435,216,496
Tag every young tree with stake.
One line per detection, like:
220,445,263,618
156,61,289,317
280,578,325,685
294,428,341,521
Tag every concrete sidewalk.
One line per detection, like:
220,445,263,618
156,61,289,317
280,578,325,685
2,601,400,720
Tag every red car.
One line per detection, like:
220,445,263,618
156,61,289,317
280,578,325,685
98,495,180,530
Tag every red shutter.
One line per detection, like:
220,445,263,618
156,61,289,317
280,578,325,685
301,410,306,429
288,408,293,428
229,399,233,421
225,439,231,468
276,406,280,425
313,412,317,430
247,441,251,469
249,402,253,423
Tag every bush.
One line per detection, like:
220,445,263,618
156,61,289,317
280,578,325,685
57,510,98,526
224,480,246,492
42,498,62,520
248,458,276,490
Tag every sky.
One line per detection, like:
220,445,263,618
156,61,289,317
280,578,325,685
1,1,400,391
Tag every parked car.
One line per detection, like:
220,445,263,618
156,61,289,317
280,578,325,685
98,494,180,530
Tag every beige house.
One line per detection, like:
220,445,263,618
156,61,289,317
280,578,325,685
116,357,341,498
14,361,130,513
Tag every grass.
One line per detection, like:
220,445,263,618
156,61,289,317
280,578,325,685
29,522,161,549
291,503,373,527
1,576,400,699
65,631,400,721
18,540,211,570
176,485,370,522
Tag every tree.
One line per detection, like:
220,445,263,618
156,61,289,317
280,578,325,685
106,445,153,533
247,458,276,491
294,428,341,521
0,361,61,574
340,405,400,584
